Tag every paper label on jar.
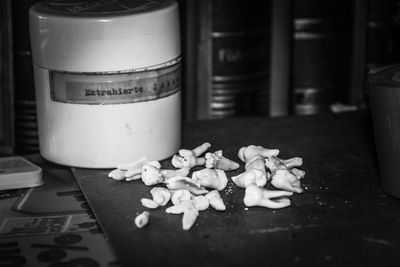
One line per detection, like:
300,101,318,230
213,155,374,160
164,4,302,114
49,60,181,105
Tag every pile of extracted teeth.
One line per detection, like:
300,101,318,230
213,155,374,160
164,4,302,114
108,143,305,230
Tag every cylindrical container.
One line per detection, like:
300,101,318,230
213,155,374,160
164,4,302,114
369,64,400,198
29,0,181,168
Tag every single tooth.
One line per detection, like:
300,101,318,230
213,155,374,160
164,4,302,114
135,211,150,228
171,143,210,169
125,168,143,180
271,169,303,193
205,150,240,171
141,198,160,209
182,202,199,231
291,168,305,179
161,167,190,180
150,187,171,206
243,184,292,209
192,195,209,211
205,190,226,211
141,164,163,186
192,142,211,157
170,189,191,206
281,157,303,169
231,169,266,188
192,168,228,191
238,145,279,162
166,199,192,214
117,157,148,170
108,169,127,181
165,176,208,195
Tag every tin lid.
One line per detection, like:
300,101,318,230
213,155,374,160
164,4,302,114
29,0,180,72
368,64,400,88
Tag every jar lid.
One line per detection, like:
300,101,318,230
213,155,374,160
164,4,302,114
368,64,400,88
29,0,180,72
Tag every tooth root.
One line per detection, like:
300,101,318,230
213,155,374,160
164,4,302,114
291,168,305,179
182,203,199,230
260,198,291,209
244,184,292,209
125,168,142,179
209,198,226,211
192,142,211,157
205,190,226,211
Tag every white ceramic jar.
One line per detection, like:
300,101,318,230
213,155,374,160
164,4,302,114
29,0,181,168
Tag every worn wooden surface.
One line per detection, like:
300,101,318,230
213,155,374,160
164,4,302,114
72,111,400,266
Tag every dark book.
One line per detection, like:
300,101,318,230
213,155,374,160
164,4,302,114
11,0,44,154
0,0,15,155
291,0,353,115
269,0,291,116
181,0,272,120
365,0,400,71
350,0,400,106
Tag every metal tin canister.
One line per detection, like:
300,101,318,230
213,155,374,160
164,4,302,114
369,64,400,198
29,0,181,168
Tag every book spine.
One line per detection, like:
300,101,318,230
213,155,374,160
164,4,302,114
12,0,43,154
365,0,400,71
269,0,292,116
210,0,271,118
179,0,200,121
349,0,400,106
0,0,15,155
291,0,353,115
349,0,368,106
182,0,272,119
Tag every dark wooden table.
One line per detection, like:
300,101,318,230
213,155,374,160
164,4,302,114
72,111,400,266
